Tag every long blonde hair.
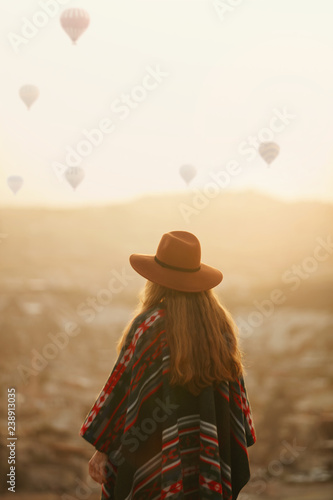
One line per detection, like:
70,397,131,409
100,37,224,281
118,281,243,395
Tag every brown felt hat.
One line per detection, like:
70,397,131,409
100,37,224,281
129,231,223,292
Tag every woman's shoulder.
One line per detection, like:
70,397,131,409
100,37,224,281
124,304,165,349
132,304,165,329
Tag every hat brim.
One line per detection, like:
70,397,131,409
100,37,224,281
129,254,223,292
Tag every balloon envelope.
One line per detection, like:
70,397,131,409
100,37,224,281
19,85,39,110
60,8,90,44
7,176,23,194
259,142,280,165
179,164,197,185
65,167,85,190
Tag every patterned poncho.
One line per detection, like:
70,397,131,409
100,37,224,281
79,305,256,500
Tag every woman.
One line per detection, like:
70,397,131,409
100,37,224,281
79,231,256,499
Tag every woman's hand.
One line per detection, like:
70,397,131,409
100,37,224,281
88,450,109,484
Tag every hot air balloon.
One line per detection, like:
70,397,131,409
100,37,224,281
258,142,280,165
19,85,39,110
179,164,197,185
60,8,90,44
7,176,24,194
65,167,85,190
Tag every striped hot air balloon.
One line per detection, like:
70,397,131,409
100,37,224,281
19,85,39,110
258,142,280,165
65,167,85,190
179,164,197,185
60,8,90,45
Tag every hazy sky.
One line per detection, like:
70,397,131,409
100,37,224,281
1,0,333,207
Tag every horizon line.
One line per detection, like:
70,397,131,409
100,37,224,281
0,187,333,210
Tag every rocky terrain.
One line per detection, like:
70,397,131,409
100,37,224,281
0,191,332,499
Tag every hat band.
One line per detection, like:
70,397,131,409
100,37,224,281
154,255,201,273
